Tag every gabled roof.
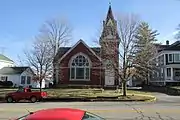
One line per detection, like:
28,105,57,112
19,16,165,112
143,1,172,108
155,41,180,52
0,54,13,62
55,47,71,60
164,41,180,50
0,67,32,75
91,47,101,56
154,44,169,52
56,39,101,63
54,46,101,63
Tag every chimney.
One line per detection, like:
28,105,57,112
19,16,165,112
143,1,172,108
166,40,169,45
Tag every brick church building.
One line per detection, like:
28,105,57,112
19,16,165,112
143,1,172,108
53,5,120,87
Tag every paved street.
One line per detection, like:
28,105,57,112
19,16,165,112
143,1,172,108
0,93,180,120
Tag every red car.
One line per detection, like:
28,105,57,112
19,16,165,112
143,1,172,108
16,108,105,120
5,88,47,103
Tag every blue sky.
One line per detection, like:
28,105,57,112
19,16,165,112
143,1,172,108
0,0,180,65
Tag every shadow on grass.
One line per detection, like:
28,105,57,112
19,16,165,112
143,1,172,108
135,86,167,94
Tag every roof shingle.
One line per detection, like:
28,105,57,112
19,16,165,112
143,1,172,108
0,67,29,75
155,41,180,52
54,47,101,62
0,54,13,62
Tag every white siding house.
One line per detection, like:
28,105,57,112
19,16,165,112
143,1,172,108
0,54,15,69
32,79,46,88
0,67,39,88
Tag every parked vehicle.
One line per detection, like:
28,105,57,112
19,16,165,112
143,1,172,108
5,87,47,103
16,108,105,120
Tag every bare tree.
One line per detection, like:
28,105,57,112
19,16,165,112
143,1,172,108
31,18,72,86
175,24,180,40
39,18,72,57
97,13,160,96
98,14,139,96
116,14,140,96
17,54,26,66
25,38,53,91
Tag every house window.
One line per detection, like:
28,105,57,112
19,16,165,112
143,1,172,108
70,68,75,79
21,76,26,84
167,68,171,77
85,68,90,79
70,54,90,80
76,68,84,79
156,57,159,66
174,53,180,62
175,71,180,76
160,55,164,65
156,72,159,77
1,76,8,81
168,54,173,62
161,68,163,78
27,76,31,84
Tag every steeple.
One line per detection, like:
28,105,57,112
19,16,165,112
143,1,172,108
99,2,120,86
99,3,119,41
106,3,115,23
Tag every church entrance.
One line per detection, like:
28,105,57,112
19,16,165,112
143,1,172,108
105,68,115,86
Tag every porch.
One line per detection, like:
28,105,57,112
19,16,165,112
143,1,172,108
166,68,180,81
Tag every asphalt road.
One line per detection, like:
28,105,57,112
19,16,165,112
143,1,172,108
0,93,180,120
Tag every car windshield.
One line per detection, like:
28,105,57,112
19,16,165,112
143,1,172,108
17,114,29,120
17,89,24,92
82,112,105,120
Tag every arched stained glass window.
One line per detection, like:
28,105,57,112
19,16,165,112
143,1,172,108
70,54,90,80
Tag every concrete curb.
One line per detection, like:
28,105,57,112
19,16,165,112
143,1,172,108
0,94,156,103
131,94,157,102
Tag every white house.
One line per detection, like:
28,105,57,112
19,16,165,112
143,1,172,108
0,66,43,88
0,54,15,69
32,79,52,88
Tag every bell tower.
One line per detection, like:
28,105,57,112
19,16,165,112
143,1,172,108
99,4,120,86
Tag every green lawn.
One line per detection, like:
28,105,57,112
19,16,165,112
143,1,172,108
127,90,151,95
0,88,154,101
0,89,16,97
170,86,180,90
44,88,152,99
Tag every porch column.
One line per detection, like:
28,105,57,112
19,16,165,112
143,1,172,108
171,67,173,80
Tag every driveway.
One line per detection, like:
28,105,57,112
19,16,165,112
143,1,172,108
152,92,180,103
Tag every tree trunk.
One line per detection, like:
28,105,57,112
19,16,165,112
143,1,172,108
40,66,43,92
122,51,127,96
39,80,42,92
122,81,127,96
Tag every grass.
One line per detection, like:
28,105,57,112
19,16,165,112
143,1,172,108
170,86,180,90
0,88,154,101
44,88,152,100
0,89,15,97
127,90,151,95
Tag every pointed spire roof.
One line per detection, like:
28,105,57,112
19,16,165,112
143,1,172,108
106,3,115,22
